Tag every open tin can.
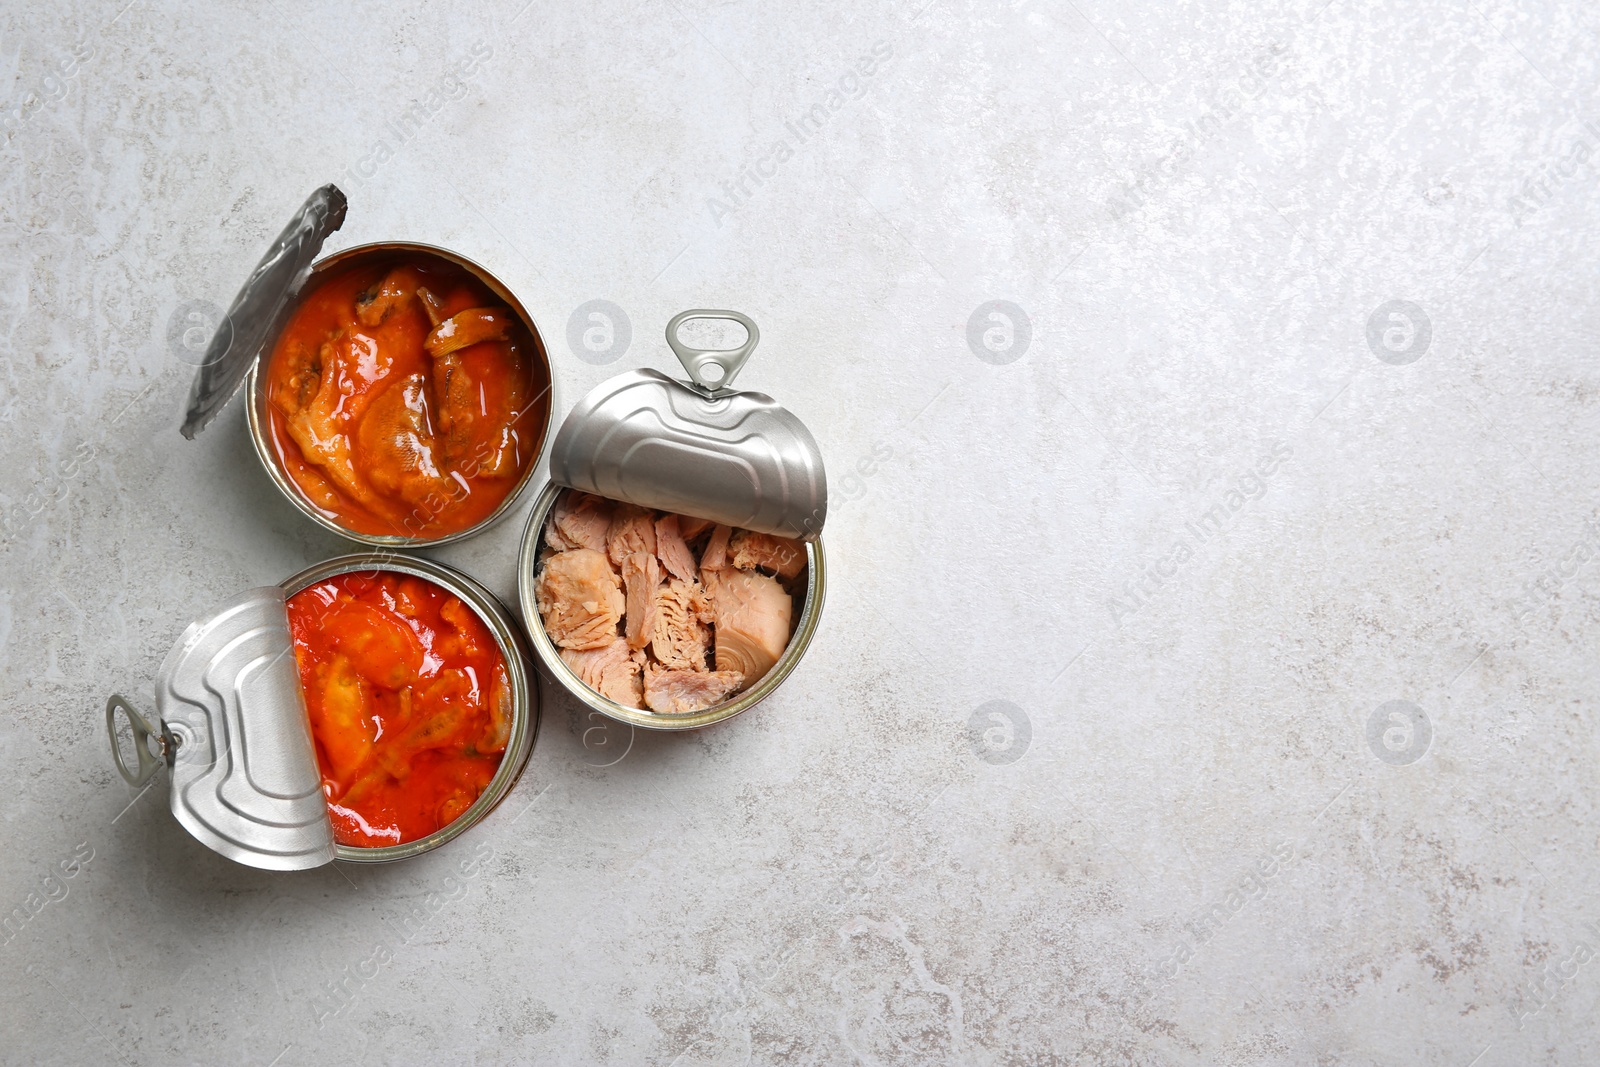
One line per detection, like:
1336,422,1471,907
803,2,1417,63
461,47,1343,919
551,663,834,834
245,241,554,548
518,310,827,731
105,553,537,870
180,186,554,548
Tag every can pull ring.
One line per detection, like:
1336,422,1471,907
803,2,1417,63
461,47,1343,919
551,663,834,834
666,309,760,394
106,694,174,787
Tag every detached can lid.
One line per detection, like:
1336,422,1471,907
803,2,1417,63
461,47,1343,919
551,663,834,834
109,587,335,870
548,310,828,541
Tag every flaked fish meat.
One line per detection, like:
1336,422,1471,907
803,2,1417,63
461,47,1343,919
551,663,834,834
643,664,745,715
538,490,803,714
535,548,625,651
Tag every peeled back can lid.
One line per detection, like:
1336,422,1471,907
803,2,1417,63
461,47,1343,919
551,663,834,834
548,310,828,541
137,587,336,870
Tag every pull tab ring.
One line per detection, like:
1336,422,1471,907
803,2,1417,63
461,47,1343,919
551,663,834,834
666,309,759,394
106,694,170,787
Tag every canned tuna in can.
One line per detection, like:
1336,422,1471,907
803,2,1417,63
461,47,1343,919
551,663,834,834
105,553,537,869
518,310,827,731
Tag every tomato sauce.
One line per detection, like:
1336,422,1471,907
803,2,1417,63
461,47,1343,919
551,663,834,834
286,571,511,847
264,255,546,538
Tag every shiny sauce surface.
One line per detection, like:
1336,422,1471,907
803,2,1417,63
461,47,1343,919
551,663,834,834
265,255,546,538
286,571,511,847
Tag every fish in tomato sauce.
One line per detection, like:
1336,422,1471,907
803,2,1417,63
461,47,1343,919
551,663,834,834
265,255,546,538
286,571,512,847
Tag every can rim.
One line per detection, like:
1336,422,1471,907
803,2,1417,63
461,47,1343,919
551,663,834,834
246,240,556,549
515,482,826,731
279,551,539,862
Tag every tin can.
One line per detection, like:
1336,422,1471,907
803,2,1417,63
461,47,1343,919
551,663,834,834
244,241,555,548
517,310,827,731
105,553,537,869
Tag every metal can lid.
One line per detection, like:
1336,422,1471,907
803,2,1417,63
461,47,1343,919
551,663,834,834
155,586,335,870
548,310,828,541
180,185,347,440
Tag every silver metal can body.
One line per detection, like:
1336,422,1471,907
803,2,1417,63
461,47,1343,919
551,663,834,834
245,241,554,548
516,482,825,731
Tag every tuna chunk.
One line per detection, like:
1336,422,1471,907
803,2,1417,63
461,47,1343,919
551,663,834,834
707,569,792,681
620,551,661,651
607,505,657,568
700,524,731,572
679,516,712,541
643,664,745,715
729,530,806,580
560,637,644,708
651,579,714,671
548,492,612,552
535,548,625,650
654,514,698,582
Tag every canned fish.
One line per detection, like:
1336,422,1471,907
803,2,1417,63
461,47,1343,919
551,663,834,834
179,187,555,547
517,310,827,731
246,242,554,547
105,553,537,869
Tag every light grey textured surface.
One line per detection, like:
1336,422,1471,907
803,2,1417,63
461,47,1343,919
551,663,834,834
3,0,1599,1063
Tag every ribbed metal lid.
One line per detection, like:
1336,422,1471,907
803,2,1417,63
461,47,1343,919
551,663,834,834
548,310,828,541
155,586,335,870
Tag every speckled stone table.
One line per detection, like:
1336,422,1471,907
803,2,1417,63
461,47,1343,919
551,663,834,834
4,0,1600,1063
